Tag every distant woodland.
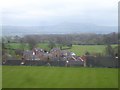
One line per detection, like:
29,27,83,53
2,32,119,45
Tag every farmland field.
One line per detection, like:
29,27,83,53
2,66,118,88
68,45,106,56
5,43,117,56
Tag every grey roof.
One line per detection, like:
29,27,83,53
23,50,33,55
50,48,60,52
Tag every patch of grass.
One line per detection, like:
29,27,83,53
6,43,29,50
2,66,118,88
0,66,2,89
69,45,106,56
37,43,50,51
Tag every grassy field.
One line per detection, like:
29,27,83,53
6,43,117,56
0,66,1,89
68,45,106,56
2,66,118,88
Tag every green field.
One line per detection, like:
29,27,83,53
68,45,106,56
2,66,118,88
5,43,117,56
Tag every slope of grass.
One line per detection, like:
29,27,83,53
6,43,29,50
37,43,51,51
2,66,118,88
69,45,106,56
5,43,117,56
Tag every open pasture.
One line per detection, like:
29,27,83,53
5,43,117,56
2,66,118,88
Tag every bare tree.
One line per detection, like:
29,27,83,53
105,45,114,56
24,35,38,50
48,40,56,49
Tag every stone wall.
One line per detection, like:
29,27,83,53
2,56,119,68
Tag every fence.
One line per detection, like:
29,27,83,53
2,56,119,68
2,60,66,67
86,56,118,68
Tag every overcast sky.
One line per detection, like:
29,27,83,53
0,0,119,26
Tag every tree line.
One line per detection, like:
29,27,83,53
1,32,119,59
2,32,118,45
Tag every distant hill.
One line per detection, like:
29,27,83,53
2,23,117,36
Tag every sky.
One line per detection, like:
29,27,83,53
0,0,119,26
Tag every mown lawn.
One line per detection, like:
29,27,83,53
2,66,118,88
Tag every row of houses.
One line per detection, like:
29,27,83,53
2,47,118,68
22,48,82,61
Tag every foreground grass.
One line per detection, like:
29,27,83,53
0,66,2,89
2,66,118,88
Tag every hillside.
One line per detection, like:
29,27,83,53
2,23,117,36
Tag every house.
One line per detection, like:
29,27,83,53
23,50,33,60
50,48,61,57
